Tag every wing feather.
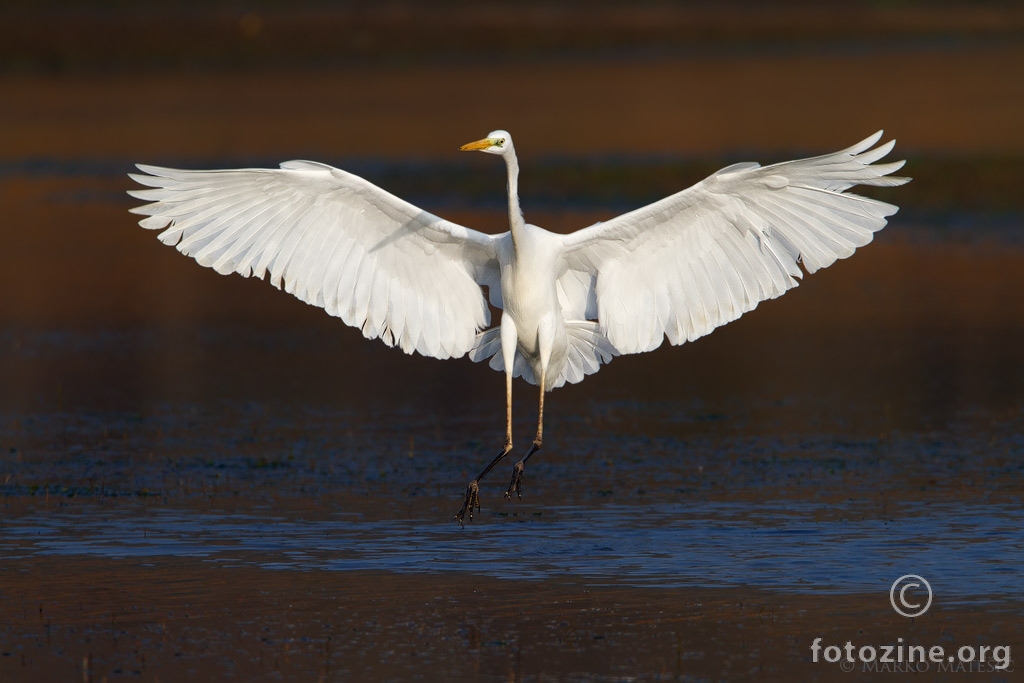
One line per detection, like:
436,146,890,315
387,274,408,349
559,132,910,354
129,162,501,359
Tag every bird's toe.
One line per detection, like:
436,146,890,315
454,480,480,526
504,461,525,501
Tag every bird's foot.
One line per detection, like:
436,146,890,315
454,480,480,526
504,439,540,501
504,460,525,501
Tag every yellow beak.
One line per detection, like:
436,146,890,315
459,137,495,152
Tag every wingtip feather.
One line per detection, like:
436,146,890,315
844,130,884,156
134,163,175,176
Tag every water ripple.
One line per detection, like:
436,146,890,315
3,501,1020,601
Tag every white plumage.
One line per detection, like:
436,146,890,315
130,159,499,360
129,129,909,523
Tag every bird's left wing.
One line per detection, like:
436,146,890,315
558,131,910,354
129,160,500,359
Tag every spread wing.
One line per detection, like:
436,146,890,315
558,131,910,354
129,160,501,359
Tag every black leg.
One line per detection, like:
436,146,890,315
504,440,541,501
454,441,513,526
455,371,515,526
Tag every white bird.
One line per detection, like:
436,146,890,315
128,129,909,524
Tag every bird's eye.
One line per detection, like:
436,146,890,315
496,139,504,147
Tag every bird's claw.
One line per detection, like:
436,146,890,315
454,480,480,526
504,460,525,501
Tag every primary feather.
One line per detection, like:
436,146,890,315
129,161,501,360
559,131,909,354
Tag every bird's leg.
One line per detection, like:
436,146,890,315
454,369,514,525
506,366,544,501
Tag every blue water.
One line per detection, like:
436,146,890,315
3,499,1020,602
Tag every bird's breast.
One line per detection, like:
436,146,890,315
500,253,560,316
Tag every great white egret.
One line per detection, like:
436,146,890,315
128,129,909,524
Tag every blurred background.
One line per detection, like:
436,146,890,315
3,0,1022,412
1,1,1022,681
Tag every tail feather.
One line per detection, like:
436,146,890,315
469,321,618,389
468,327,501,363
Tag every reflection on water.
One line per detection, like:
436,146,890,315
2,500,1022,601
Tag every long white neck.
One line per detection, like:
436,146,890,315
503,148,526,242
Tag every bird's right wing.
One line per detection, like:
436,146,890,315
558,131,910,354
129,160,501,360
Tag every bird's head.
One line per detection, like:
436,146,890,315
459,130,513,156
